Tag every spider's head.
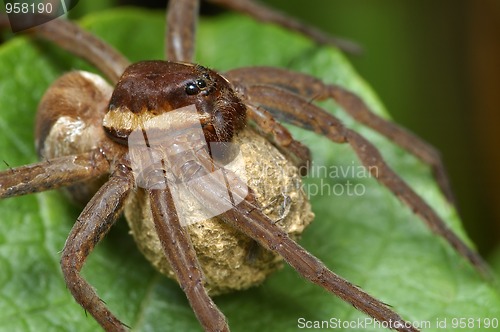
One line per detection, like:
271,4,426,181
103,60,246,146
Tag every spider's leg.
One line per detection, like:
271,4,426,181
0,14,130,83
236,83,489,275
0,149,108,199
149,187,229,332
206,0,361,54
247,104,311,173
183,161,419,332
31,18,130,83
328,85,455,205
166,0,199,62
61,161,133,332
226,67,456,205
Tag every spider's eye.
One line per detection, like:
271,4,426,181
196,79,207,89
186,79,209,96
185,82,200,95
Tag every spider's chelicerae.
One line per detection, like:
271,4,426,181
0,1,492,332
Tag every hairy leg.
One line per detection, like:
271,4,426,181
30,18,130,83
247,104,311,172
207,0,361,53
0,14,130,83
234,83,489,275
182,158,419,332
149,187,229,332
61,161,133,331
166,0,199,62
0,149,108,199
226,67,456,204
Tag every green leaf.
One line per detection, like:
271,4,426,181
1,8,499,332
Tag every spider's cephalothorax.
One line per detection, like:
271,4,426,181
103,61,247,146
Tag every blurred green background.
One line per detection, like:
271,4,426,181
39,0,500,258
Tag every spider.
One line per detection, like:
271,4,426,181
0,1,491,331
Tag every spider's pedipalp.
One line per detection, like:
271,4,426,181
237,83,489,275
226,66,456,204
61,159,133,332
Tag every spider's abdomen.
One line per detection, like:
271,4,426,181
35,71,114,204
36,71,112,157
125,128,314,295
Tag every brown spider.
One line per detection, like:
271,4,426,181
0,1,490,331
